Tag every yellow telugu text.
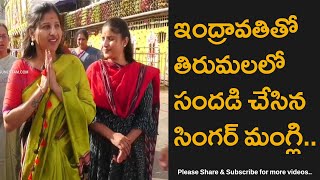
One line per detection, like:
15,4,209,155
174,122,312,154
174,15,298,45
174,86,305,111
174,50,285,75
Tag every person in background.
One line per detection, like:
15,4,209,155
2,2,96,179
62,39,71,54
0,23,19,180
71,29,102,70
87,17,160,180
159,145,168,171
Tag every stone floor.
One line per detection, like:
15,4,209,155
152,86,169,180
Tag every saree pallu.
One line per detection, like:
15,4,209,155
20,54,96,180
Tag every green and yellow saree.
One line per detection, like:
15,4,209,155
20,54,96,180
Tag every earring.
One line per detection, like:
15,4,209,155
123,44,126,47
31,41,34,46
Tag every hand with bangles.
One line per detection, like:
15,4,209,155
39,49,63,101
38,49,50,93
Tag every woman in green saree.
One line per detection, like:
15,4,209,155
2,2,96,180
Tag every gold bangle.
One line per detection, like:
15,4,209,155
37,83,45,94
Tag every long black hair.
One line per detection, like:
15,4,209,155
22,2,63,59
102,17,134,63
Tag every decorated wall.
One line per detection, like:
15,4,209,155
5,0,30,57
5,0,169,83
65,0,169,83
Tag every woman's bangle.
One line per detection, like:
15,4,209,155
37,83,45,94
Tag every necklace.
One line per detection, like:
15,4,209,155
26,54,62,71
25,60,45,71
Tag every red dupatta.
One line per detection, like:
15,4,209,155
97,60,160,119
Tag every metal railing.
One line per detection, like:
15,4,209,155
134,47,168,86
